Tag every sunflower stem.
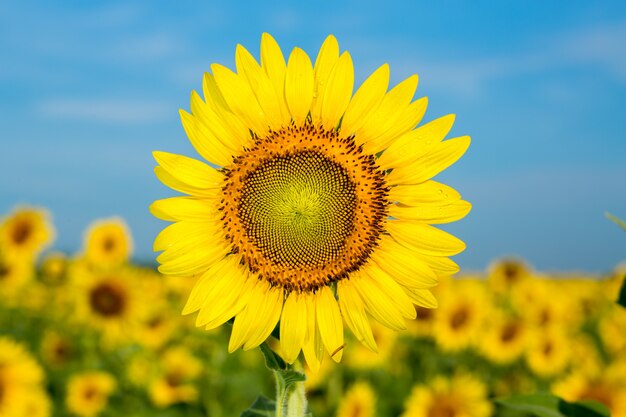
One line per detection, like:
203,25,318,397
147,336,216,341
260,342,307,417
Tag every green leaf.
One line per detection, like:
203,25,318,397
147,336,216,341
606,212,626,232
496,394,611,417
259,342,287,371
558,399,611,417
240,395,276,417
495,394,562,417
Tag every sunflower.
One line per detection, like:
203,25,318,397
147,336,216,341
401,372,492,417
72,266,145,345
0,251,33,302
487,258,530,295
432,279,489,352
40,251,69,285
525,329,570,379
0,337,49,417
83,218,133,269
151,34,470,369
65,371,116,417
336,381,376,417
148,346,203,408
40,330,75,369
479,312,527,365
0,207,54,260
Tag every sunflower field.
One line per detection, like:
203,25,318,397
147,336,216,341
1,205,624,417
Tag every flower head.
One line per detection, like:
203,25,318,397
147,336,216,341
152,33,470,370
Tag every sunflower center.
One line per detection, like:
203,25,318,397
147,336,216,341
11,221,32,245
450,306,469,330
238,150,356,268
89,282,126,317
500,322,519,343
222,122,388,293
102,236,115,253
0,263,9,280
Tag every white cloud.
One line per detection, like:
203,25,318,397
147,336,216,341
36,98,171,124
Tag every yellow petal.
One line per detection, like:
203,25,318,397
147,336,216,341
280,292,308,363
386,221,466,256
341,64,389,135
228,280,284,352
285,48,314,124
302,293,324,372
202,73,253,148
260,33,290,120
337,279,377,352
387,136,471,186
154,167,215,198
362,96,428,155
154,220,221,252
211,63,269,136
371,236,438,289
388,181,461,206
420,256,460,276
310,35,340,124
403,287,438,309
355,74,418,147
183,257,234,315
150,197,217,222
179,110,233,167
319,52,354,130
157,243,227,276
202,71,231,112
315,286,344,362
236,44,287,129
361,263,416,319
153,151,224,190
352,271,406,331
190,90,246,152
377,114,455,170
389,200,472,224
242,284,283,350
198,263,252,329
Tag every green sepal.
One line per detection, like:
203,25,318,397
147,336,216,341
240,395,276,417
260,342,287,371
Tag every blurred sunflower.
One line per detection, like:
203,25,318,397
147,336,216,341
39,251,69,286
336,381,376,417
401,372,492,417
0,251,33,301
0,337,49,417
83,218,132,269
432,280,489,352
0,207,54,260
152,33,470,370
40,330,75,369
65,371,116,417
525,329,570,378
487,258,530,294
73,267,145,345
148,346,203,408
479,313,527,365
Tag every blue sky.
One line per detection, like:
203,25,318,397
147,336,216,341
1,1,625,272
